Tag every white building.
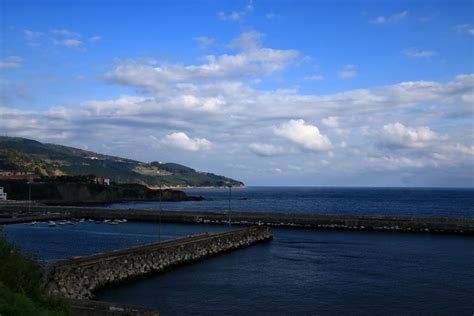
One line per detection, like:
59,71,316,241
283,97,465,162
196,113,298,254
0,187,7,201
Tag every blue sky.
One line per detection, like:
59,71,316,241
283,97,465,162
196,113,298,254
1,0,473,187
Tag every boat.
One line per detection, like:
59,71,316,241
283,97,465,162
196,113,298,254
48,221,56,227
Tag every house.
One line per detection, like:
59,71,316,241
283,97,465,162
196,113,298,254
95,176,111,186
0,172,39,181
0,187,7,201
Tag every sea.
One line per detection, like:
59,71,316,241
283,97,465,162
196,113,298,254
2,187,474,315
108,186,474,218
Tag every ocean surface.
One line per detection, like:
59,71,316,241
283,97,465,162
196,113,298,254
2,221,473,315
2,187,473,314
108,187,474,218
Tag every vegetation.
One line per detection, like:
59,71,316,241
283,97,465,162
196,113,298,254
0,136,244,187
0,233,69,315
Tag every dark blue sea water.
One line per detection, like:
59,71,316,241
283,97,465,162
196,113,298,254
96,228,474,315
2,221,473,315
108,187,474,218
2,187,474,314
1,222,232,262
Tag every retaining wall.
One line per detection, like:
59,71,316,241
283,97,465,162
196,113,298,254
45,226,272,300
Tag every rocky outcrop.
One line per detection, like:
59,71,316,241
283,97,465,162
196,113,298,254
0,179,203,204
44,226,272,300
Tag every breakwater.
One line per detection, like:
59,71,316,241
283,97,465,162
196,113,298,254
1,205,473,235
44,226,272,300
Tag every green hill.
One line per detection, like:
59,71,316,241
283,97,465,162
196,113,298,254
0,136,244,187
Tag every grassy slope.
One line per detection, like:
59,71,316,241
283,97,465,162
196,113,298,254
0,233,69,315
0,136,244,187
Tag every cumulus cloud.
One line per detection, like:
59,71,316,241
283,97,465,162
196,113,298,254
404,48,438,58
2,25,473,185
105,31,299,93
54,39,82,47
321,116,339,128
372,10,408,24
0,56,24,69
380,122,444,149
274,119,332,152
51,29,81,37
162,132,211,151
373,123,473,170
337,64,357,79
249,143,285,157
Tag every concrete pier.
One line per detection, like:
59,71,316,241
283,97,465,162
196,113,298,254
1,205,473,235
44,226,273,300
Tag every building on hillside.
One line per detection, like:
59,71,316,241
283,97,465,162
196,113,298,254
0,187,7,201
0,172,39,181
95,176,111,186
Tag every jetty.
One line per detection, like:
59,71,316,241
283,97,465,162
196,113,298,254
1,204,473,235
44,226,272,299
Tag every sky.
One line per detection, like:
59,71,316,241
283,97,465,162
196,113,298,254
1,0,473,187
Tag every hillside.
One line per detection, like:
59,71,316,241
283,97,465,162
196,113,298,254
0,137,244,187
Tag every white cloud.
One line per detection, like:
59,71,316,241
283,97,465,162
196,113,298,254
274,119,332,152
55,39,82,47
367,156,426,170
419,14,437,23
404,48,438,58
162,132,211,151
380,122,443,149
218,1,254,22
177,95,226,112
304,75,324,81
195,36,215,49
105,32,299,92
322,116,339,128
337,64,357,79
24,30,43,39
89,36,102,42
453,24,474,36
0,56,24,69
2,23,474,185
218,11,243,21
249,143,285,157
374,123,473,170
51,29,80,37
372,10,408,24
266,12,278,19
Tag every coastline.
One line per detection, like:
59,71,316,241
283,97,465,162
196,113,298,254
148,184,247,190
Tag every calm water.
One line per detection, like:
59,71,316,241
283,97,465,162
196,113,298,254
97,229,474,315
2,221,473,315
108,187,474,218
1,222,232,262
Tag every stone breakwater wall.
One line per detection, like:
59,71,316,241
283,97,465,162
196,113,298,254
1,205,473,234
44,226,272,300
